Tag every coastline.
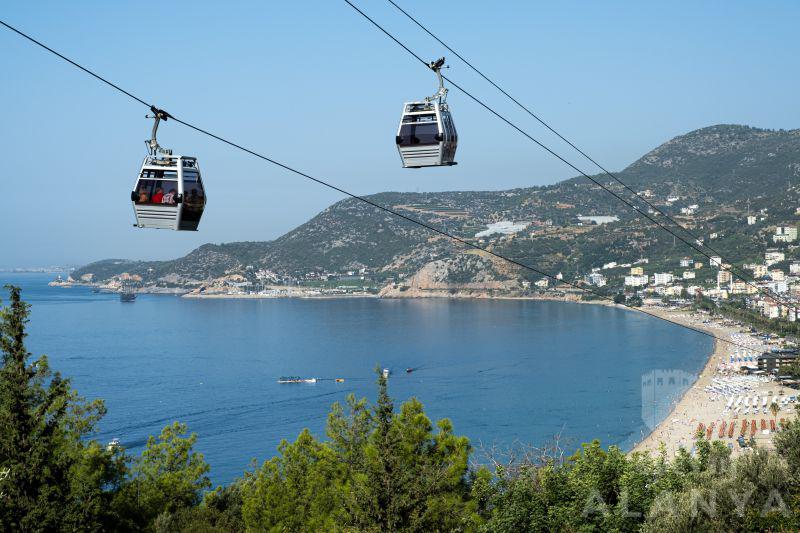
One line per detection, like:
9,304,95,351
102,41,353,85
629,307,724,455
49,277,768,455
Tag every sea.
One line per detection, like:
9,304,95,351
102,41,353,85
2,273,712,485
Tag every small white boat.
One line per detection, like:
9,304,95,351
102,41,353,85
278,376,317,384
382,368,390,379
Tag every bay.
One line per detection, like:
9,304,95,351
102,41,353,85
2,273,712,484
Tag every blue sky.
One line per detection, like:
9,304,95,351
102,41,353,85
2,0,799,268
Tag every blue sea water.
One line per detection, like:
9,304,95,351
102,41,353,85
2,273,712,485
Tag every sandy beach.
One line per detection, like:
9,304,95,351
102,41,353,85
631,307,797,457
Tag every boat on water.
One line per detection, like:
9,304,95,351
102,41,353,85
335,378,345,383
382,368,390,378
406,367,414,373
278,376,317,384
120,292,136,302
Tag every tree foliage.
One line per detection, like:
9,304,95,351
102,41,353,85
4,286,800,531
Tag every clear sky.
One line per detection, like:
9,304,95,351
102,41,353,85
2,0,799,268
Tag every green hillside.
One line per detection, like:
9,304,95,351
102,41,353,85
72,124,800,288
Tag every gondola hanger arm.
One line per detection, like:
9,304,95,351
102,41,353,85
425,57,448,104
145,105,173,156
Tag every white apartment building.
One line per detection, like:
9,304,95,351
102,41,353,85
710,256,723,268
765,251,785,266
653,273,674,286
747,215,757,225
768,281,789,293
624,275,649,287
679,257,693,267
682,270,696,280
773,226,798,243
585,273,607,287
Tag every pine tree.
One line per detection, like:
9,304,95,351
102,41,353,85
0,285,124,530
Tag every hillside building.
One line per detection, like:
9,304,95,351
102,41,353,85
770,269,786,282
624,275,648,287
630,266,644,276
752,264,769,278
653,273,674,286
710,256,723,268
662,285,684,297
768,281,789,294
791,262,800,275
585,273,607,287
773,226,798,243
765,250,785,266
747,215,757,225
679,257,694,267
717,270,732,287
682,270,696,280
730,280,748,295
694,262,704,270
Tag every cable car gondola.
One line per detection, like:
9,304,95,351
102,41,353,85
396,57,457,168
131,106,206,231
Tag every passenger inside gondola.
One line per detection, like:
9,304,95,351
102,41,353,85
185,189,202,210
162,188,176,205
151,187,164,204
138,187,149,203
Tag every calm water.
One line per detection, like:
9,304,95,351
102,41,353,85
3,273,711,484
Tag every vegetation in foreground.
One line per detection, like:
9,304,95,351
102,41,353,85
3,285,800,531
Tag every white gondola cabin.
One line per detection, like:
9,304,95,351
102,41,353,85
131,155,206,231
130,106,206,231
396,101,457,168
395,57,457,168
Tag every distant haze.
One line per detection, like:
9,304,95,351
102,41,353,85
2,0,799,267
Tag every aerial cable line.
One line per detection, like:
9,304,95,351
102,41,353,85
383,0,790,312
0,19,754,350
349,0,794,311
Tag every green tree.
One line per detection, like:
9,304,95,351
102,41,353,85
0,285,126,531
117,421,211,528
242,429,345,532
345,369,475,532
770,400,780,422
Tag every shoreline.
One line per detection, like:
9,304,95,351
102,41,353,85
48,277,760,454
629,307,723,455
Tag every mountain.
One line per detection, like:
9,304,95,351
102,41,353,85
72,125,800,294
